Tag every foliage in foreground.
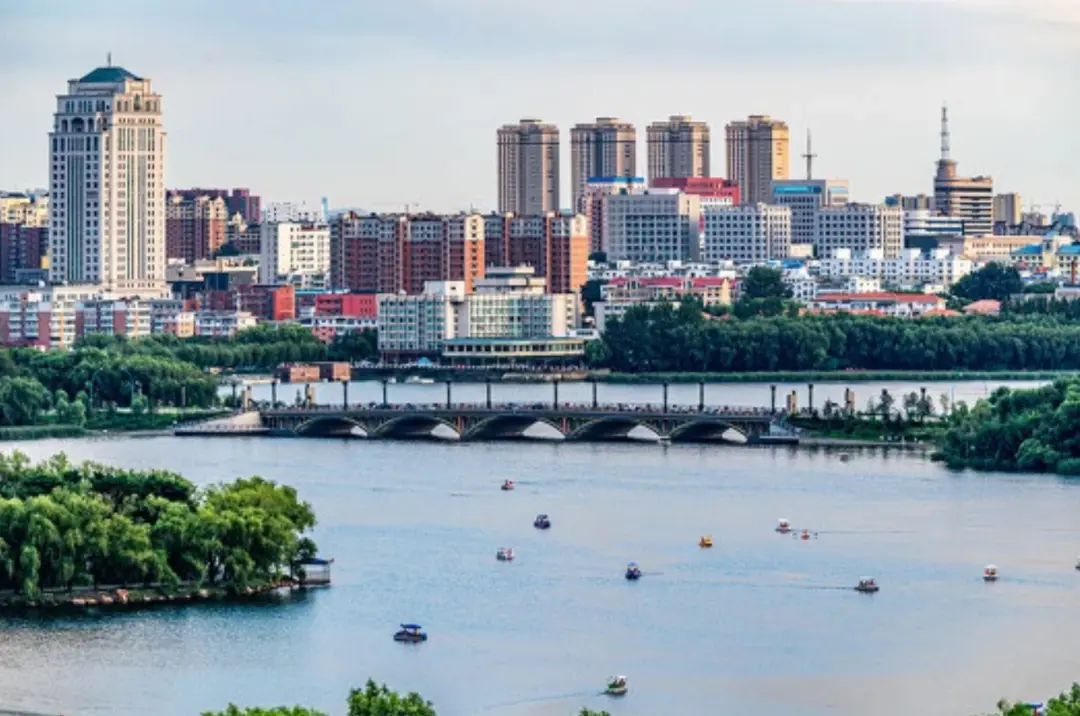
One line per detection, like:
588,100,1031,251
982,682,1080,715
935,378,1080,474
0,451,317,597
202,681,434,716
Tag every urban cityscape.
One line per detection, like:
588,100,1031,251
1,61,1074,361
5,42,1080,716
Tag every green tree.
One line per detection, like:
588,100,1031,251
577,710,612,716
347,680,436,716
0,376,50,425
739,266,792,300
951,262,1023,302
202,708,328,716
580,279,608,318
983,683,1080,714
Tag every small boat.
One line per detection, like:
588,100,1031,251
393,624,427,643
855,578,879,593
984,565,998,582
800,529,811,541
839,453,851,462
605,675,628,696
501,479,515,491
496,547,514,562
386,377,398,384
625,562,642,581
776,518,792,534
1075,557,1080,572
533,514,551,530
699,535,713,548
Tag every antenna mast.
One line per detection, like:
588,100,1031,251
940,103,950,161
801,129,817,181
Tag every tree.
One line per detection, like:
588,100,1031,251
580,279,608,318
951,262,1023,302
202,708,327,716
0,376,50,426
588,251,607,263
739,266,792,300
347,680,436,716
983,682,1080,714
578,710,612,716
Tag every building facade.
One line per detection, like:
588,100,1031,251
814,203,904,259
0,192,49,227
570,118,636,212
48,63,167,293
497,119,560,215
0,224,47,283
259,222,331,286
816,248,973,287
646,115,710,182
173,187,260,224
933,107,993,237
726,115,790,204
993,193,1023,228
165,192,227,264
601,189,702,263
578,177,645,254
771,179,849,246
702,204,792,263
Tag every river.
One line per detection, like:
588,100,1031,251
2,396,1080,716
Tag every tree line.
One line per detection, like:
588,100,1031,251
589,300,1080,373
0,451,318,597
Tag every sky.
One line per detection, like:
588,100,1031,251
1,0,1078,214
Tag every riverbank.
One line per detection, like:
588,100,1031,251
596,370,1074,384
0,579,306,614
0,410,230,442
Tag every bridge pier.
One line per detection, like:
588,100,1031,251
486,380,492,409
553,379,559,410
698,381,704,412
770,384,776,413
445,381,452,408
271,379,278,408
382,379,388,406
591,380,598,409
808,383,814,414
342,379,349,409
662,382,668,413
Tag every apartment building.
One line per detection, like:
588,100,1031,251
578,177,645,253
165,192,228,263
259,222,331,286
497,119,560,214
602,189,701,263
570,118,636,211
814,203,904,258
771,179,848,245
702,204,792,263
0,192,49,227
816,248,973,287
646,115,710,182
726,115,790,204
0,224,48,283
501,213,589,295
594,276,733,331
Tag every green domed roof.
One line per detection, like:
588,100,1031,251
79,66,141,83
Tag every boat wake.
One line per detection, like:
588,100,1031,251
480,689,599,711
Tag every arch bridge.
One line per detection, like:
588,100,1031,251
258,405,786,444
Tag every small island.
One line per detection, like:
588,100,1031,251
0,450,321,610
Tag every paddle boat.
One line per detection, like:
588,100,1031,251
501,479,515,491
496,547,514,562
800,528,812,541
776,518,792,534
625,562,642,580
533,514,551,530
984,565,999,582
605,675,628,696
699,535,713,548
393,624,427,643
855,578,879,593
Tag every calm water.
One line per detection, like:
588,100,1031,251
2,428,1080,715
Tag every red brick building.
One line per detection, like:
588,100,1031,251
315,293,378,319
236,284,295,321
650,177,741,204
166,192,228,263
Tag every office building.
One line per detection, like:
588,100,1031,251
993,193,1023,227
726,115,790,204
601,189,702,263
903,210,965,241
702,204,792,262
771,179,849,246
815,203,904,258
646,115,710,182
259,222,331,286
570,118,636,212
497,119,560,215
165,192,228,264
48,62,167,293
578,177,645,253
817,248,973,288
933,106,993,236
263,201,322,223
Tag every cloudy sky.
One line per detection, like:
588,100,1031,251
1,0,1077,213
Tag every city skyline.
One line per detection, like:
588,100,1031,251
2,0,1078,212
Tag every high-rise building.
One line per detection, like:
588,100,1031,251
814,203,904,258
48,62,167,293
504,213,589,295
771,179,849,246
646,115,710,182
725,115,790,204
165,192,228,264
0,224,48,284
579,177,645,254
602,189,702,263
497,119,560,215
993,193,1023,228
570,118,636,212
933,106,993,236
259,222,331,287
702,204,792,263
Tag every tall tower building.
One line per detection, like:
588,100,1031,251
933,105,993,236
48,60,166,293
725,115,790,204
646,115,710,183
569,118,636,212
497,119,560,215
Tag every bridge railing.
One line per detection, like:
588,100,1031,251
261,402,783,419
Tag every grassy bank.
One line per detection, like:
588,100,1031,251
595,370,1076,384
85,409,229,432
0,579,302,613
789,416,947,444
0,425,88,441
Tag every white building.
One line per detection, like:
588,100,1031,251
771,179,849,246
377,268,578,357
262,201,323,223
702,204,791,262
259,222,331,285
903,209,965,240
814,203,904,258
602,189,701,263
48,62,167,294
193,310,256,337
817,247,973,288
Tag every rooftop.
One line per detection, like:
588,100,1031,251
78,66,141,84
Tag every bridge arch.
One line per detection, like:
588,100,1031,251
461,414,566,441
294,416,369,438
668,419,749,444
565,416,663,442
370,414,461,440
